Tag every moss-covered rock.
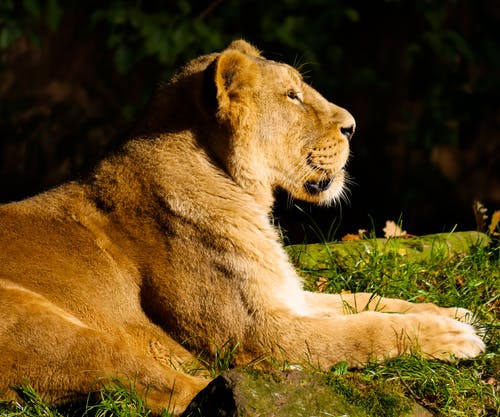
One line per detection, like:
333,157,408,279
182,368,432,417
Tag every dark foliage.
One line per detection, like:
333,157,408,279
1,0,499,240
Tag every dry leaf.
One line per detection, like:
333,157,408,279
341,229,368,241
473,201,499,236
383,220,407,238
486,377,497,386
473,200,488,232
341,233,360,241
489,210,500,236
316,277,328,292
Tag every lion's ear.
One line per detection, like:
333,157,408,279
211,49,258,125
226,39,261,57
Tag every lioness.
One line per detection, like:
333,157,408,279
0,40,485,415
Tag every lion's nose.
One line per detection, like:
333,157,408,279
340,124,355,141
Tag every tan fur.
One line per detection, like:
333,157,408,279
0,40,485,415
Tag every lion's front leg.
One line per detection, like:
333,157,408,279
258,309,485,368
305,291,475,323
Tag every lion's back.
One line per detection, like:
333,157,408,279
0,186,143,325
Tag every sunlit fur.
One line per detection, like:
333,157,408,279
0,40,485,416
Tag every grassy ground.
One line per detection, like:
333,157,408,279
292,231,499,416
0,232,498,416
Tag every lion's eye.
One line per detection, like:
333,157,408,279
286,89,303,103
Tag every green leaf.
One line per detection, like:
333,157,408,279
331,361,349,375
0,0,15,12
45,0,63,31
446,30,474,62
22,0,41,18
344,8,360,22
114,45,133,75
0,25,22,49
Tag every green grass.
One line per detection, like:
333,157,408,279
0,382,176,417
1,231,498,416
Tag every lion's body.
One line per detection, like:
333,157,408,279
0,41,485,415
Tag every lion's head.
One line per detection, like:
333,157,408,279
143,40,355,207
205,40,355,206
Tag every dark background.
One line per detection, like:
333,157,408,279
1,0,499,242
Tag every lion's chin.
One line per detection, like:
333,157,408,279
298,172,346,205
304,178,334,195
285,179,343,206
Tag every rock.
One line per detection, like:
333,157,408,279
181,370,241,416
181,369,428,417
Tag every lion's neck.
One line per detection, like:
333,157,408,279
234,177,274,210
90,132,276,222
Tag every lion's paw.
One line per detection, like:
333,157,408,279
415,315,486,360
443,307,477,324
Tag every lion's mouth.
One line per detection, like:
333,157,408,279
304,177,334,195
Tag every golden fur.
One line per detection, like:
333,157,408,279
0,40,485,415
